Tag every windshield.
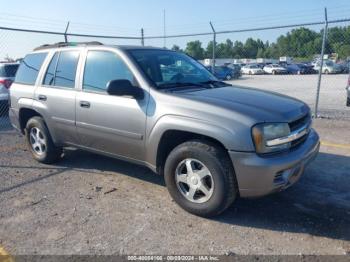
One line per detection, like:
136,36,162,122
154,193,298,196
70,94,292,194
128,49,217,89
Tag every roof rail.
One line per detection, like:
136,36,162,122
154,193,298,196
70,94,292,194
34,41,103,51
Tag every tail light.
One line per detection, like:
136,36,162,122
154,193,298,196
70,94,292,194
0,79,12,89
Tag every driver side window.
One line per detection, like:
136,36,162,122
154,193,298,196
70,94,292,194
83,51,134,93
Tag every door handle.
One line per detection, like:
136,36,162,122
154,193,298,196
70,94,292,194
80,101,90,108
38,95,47,101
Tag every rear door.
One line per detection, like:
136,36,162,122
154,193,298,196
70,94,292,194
34,49,81,144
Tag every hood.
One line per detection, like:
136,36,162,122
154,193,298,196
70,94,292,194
176,86,309,123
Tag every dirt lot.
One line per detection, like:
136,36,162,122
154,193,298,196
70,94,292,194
0,117,349,256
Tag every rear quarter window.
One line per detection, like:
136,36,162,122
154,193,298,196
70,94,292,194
15,53,47,85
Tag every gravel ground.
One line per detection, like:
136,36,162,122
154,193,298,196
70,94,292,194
228,74,350,119
0,118,349,256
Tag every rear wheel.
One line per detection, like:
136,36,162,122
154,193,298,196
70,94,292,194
272,70,276,75
25,117,62,164
164,140,237,217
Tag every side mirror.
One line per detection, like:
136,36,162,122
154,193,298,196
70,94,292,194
106,79,144,99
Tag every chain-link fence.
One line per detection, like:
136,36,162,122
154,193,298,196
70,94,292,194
0,12,350,131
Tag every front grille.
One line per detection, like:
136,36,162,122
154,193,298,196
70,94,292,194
289,113,311,132
288,113,311,149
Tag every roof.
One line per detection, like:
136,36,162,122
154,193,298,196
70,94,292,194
33,42,167,52
34,41,103,51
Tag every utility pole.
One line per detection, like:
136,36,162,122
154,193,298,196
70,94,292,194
314,7,328,118
163,9,166,48
209,22,216,74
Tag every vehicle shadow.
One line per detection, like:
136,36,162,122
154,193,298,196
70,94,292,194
60,148,165,186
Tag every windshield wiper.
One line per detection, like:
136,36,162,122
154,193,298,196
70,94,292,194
158,82,208,90
199,80,231,87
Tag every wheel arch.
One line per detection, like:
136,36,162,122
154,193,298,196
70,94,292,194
18,107,43,134
146,115,236,174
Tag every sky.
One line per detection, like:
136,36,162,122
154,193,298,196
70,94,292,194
1,0,350,58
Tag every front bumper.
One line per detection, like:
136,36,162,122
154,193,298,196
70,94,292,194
229,129,320,198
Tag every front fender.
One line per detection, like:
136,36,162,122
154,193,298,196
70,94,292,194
145,114,253,168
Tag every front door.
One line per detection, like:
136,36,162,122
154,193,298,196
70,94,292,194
75,50,148,161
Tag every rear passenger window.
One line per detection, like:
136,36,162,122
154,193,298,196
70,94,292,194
43,51,80,88
83,51,134,93
15,53,47,85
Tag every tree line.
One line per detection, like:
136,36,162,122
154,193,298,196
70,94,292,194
171,26,350,61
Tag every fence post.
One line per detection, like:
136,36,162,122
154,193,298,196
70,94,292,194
64,21,70,43
209,22,216,73
141,28,144,46
314,8,328,118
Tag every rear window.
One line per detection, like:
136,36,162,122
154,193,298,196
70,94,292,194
0,64,19,77
15,53,47,85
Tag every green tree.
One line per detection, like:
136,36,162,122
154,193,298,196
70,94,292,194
232,41,244,58
171,45,182,52
185,40,205,60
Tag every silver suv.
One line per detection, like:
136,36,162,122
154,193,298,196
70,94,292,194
9,43,320,217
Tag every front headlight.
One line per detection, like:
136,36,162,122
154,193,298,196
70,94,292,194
252,123,291,154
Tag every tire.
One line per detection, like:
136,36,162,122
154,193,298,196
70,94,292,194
225,74,232,80
25,116,62,164
272,70,276,75
164,140,237,217
249,71,252,75
324,69,329,74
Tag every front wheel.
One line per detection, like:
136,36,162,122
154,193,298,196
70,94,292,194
164,140,237,217
25,116,62,164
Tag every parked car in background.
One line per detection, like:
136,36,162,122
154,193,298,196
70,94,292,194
346,71,350,106
207,65,241,80
313,60,342,74
241,64,265,75
0,62,19,114
338,61,350,74
226,63,241,72
286,63,316,74
256,63,268,69
263,64,288,75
